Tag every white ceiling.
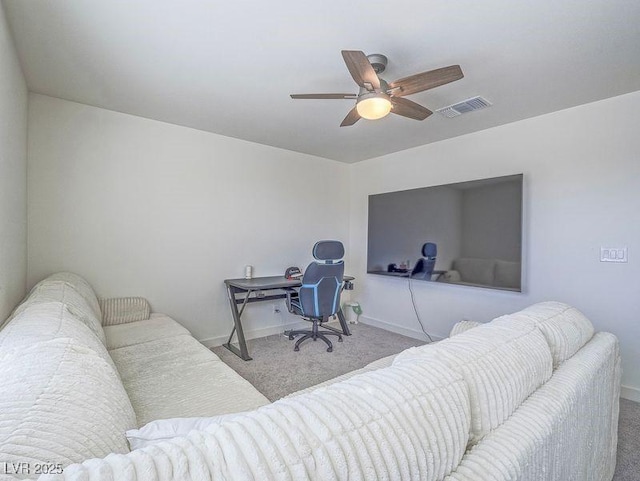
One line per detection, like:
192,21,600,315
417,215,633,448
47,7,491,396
4,0,640,163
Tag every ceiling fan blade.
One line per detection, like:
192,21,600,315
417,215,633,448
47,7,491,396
340,107,361,127
390,97,433,120
341,50,380,90
389,65,463,97
290,93,357,99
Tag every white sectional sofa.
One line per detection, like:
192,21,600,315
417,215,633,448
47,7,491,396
0,273,620,481
0,273,269,480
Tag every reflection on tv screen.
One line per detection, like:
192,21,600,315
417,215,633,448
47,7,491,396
367,174,523,292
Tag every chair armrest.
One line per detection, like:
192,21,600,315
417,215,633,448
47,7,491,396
282,287,299,314
99,297,151,326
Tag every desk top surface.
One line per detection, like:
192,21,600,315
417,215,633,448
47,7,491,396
225,275,354,290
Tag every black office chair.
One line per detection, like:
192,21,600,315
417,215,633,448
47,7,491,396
286,240,345,352
411,242,437,279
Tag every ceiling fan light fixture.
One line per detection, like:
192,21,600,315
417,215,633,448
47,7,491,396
356,93,392,120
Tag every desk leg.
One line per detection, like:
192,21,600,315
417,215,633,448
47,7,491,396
223,285,253,361
336,308,351,336
322,309,352,337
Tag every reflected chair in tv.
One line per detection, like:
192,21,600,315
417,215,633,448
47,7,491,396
411,242,437,280
285,240,345,352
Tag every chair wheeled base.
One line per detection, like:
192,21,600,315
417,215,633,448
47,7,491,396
288,319,343,352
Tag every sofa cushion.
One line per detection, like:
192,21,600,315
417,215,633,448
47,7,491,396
109,335,270,427
55,360,472,481
0,301,115,370
17,279,105,345
99,297,151,326
104,314,191,350
452,258,496,285
395,322,553,445
493,301,594,368
0,338,136,475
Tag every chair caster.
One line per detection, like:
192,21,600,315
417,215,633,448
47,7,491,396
327,347,333,352
338,337,343,342
294,346,300,352
288,335,294,340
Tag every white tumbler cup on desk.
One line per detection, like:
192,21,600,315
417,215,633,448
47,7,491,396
244,265,253,279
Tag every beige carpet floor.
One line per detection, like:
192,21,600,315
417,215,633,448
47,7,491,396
212,321,426,401
213,322,639,479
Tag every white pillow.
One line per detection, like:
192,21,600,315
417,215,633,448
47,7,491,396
99,297,151,326
126,413,244,450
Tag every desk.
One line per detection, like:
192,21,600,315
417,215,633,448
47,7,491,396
223,275,354,361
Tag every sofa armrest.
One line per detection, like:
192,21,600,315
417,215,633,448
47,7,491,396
439,269,461,283
99,297,151,326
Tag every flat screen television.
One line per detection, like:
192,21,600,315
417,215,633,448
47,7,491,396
367,174,523,292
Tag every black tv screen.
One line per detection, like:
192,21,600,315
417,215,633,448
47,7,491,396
367,174,523,292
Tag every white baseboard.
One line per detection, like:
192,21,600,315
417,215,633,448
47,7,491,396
199,320,310,349
621,385,640,402
359,315,444,342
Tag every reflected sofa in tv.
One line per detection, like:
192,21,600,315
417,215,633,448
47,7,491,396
438,256,521,290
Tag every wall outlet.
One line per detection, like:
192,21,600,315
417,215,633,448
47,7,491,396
600,247,628,263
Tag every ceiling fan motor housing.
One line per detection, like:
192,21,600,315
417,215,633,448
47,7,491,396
358,78,390,96
366,53,388,74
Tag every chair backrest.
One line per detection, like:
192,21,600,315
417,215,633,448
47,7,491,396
298,241,345,318
411,242,437,279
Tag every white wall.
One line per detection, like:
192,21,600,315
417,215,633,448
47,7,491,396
27,94,350,343
349,91,640,398
0,4,27,322
24,81,640,397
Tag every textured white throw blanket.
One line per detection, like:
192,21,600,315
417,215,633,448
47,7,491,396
40,360,471,481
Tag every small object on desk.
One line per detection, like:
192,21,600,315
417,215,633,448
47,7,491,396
244,265,253,279
387,263,408,274
284,266,303,280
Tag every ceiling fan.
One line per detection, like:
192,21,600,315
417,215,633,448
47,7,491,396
290,51,463,127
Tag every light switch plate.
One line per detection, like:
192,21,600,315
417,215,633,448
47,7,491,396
600,247,628,263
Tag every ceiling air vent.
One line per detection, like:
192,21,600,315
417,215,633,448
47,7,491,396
436,96,492,118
